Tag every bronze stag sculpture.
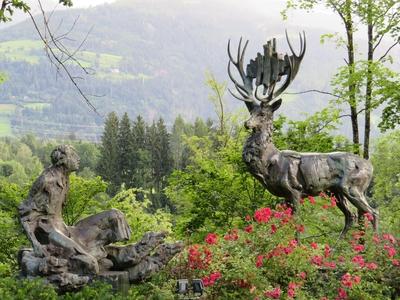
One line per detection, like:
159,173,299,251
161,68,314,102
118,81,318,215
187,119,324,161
227,32,378,237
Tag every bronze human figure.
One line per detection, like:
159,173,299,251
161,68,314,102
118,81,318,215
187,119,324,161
18,145,182,291
227,32,378,237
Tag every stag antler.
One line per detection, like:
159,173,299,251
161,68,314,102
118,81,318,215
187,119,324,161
227,31,306,106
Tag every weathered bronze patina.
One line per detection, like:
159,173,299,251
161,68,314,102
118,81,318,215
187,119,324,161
18,145,182,291
227,32,378,237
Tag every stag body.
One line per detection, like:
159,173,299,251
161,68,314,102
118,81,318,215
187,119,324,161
228,33,378,236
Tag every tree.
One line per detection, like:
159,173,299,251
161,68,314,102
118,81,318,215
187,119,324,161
117,113,132,188
283,0,400,157
97,112,119,193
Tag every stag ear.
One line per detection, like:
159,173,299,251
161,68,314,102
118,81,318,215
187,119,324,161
271,99,282,112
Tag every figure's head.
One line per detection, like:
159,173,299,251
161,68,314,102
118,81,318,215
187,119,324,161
244,99,282,131
51,145,80,172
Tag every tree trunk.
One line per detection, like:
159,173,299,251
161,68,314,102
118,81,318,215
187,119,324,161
345,10,360,155
364,2,373,159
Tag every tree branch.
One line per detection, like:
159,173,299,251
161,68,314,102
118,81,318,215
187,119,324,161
378,38,400,62
283,89,341,98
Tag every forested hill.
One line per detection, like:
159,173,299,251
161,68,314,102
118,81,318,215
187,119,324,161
0,0,343,140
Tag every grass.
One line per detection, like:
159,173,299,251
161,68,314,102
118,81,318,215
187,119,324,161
23,103,51,111
0,104,17,115
0,116,11,136
0,40,42,64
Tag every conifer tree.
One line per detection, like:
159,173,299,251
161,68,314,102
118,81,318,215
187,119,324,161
97,112,119,193
117,112,132,187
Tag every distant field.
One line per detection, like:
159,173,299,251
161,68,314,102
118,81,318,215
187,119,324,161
0,116,11,136
0,104,17,115
0,40,42,64
23,103,51,110
0,40,124,71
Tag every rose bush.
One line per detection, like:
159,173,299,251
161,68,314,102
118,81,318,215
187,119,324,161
175,194,400,299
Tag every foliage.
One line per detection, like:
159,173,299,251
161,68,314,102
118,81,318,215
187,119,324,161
106,189,173,242
175,198,400,299
63,174,108,226
371,130,400,236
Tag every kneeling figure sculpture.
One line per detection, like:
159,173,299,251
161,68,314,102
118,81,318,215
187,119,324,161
18,145,182,290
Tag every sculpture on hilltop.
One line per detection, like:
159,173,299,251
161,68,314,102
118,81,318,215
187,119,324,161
227,32,378,237
18,145,182,291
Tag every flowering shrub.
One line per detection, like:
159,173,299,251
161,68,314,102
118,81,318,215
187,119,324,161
177,194,400,299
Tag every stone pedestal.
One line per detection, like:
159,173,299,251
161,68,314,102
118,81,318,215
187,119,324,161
97,271,129,295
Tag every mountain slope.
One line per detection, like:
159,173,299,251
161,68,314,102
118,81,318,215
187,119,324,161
0,0,345,140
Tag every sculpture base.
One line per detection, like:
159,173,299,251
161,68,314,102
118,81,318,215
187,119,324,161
97,271,130,295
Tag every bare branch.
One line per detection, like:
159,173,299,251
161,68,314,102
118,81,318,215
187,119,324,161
283,89,341,98
378,38,400,62
27,2,101,115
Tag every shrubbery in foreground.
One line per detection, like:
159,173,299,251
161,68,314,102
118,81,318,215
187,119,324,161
174,194,400,299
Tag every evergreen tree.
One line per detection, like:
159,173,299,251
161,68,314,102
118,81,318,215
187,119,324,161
130,115,150,189
97,112,119,193
117,112,132,188
170,115,187,170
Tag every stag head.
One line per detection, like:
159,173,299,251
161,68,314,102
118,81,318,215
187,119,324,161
227,32,306,131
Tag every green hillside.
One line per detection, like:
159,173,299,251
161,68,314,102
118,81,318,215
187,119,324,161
0,0,346,140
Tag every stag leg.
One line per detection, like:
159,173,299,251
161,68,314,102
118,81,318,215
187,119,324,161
343,187,378,232
335,193,354,240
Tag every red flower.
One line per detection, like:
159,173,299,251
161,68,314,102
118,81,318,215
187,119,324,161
205,233,218,245
324,244,331,258
310,242,318,249
383,233,396,244
337,287,348,300
373,235,380,244
392,259,400,266
296,224,305,233
299,198,305,204
311,255,323,266
256,255,264,268
352,255,365,267
322,204,329,209
330,196,337,207
254,207,272,223
324,261,336,269
365,262,378,270
287,288,295,298
270,224,277,234
297,272,307,280
264,287,281,299
352,244,365,252
202,271,221,287
384,244,397,258
308,196,316,204
364,212,374,221
245,215,252,221
245,224,254,233
341,273,353,288
188,245,212,270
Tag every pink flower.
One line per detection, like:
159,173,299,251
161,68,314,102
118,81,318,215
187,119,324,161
352,255,365,267
341,273,353,288
352,244,365,252
264,287,281,299
296,224,305,233
324,261,336,269
254,207,272,223
384,245,397,258
324,244,331,258
245,215,252,221
353,275,361,284
288,282,297,290
297,272,307,280
205,233,218,245
308,196,316,204
383,233,396,244
392,259,400,266
311,255,324,266
364,212,374,221
365,262,378,270
288,288,296,298
245,224,254,233
330,196,337,207
373,235,380,244
337,287,348,300
256,255,263,268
